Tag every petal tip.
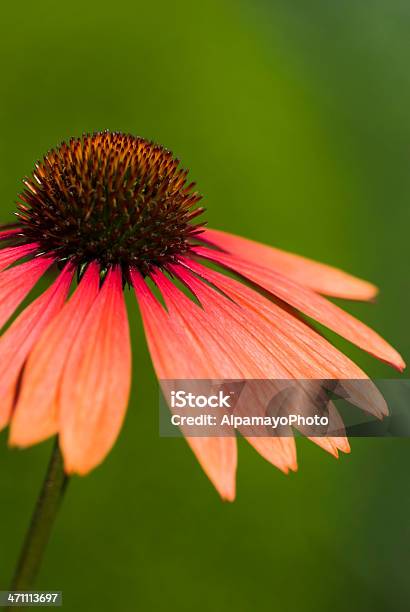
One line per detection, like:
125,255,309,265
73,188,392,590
335,439,351,454
396,358,406,373
218,479,236,502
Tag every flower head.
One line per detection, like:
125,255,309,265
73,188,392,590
17,131,204,275
0,131,405,500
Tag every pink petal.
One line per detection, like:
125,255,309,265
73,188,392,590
0,264,74,430
178,257,388,418
151,269,280,378
195,246,405,371
202,228,378,300
59,267,131,475
170,261,349,458
131,269,238,500
0,243,38,273
0,228,21,241
10,263,100,447
141,268,299,477
0,257,55,330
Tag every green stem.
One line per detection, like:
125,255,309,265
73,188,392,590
10,438,69,591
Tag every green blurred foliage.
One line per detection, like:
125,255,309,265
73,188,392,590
0,1,409,610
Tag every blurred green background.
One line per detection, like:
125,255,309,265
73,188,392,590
0,1,409,610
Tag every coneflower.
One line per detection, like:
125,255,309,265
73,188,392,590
0,131,405,588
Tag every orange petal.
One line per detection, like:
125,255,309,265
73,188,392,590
195,247,405,371
60,266,131,475
186,437,237,501
0,257,54,330
159,264,300,468
170,262,352,458
0,264,73,430
247,437,297,473
203,228,378,300
132,269,238,500
309,405,351,457
142,268,300,475
151,269,283,378
10,263,100,447
178,257,388,418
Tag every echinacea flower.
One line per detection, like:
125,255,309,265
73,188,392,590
0,130,404,501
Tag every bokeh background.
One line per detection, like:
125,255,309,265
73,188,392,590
0,1,409,610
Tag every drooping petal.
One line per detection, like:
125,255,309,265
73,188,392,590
154,269,312,469
241,436,297,473
0,243,38,273
177,257,388,419
169,262,349,457
151,269,283,378
195,246,405,371
131,269,238,500
202,228,378,300
0,263,74,430
10,263,100,447
59,266,131,475
184,437,237,501
135,269,297,481
131,269,195,379
0,257,54,330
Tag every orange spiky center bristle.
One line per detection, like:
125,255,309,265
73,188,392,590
16,131,205,274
